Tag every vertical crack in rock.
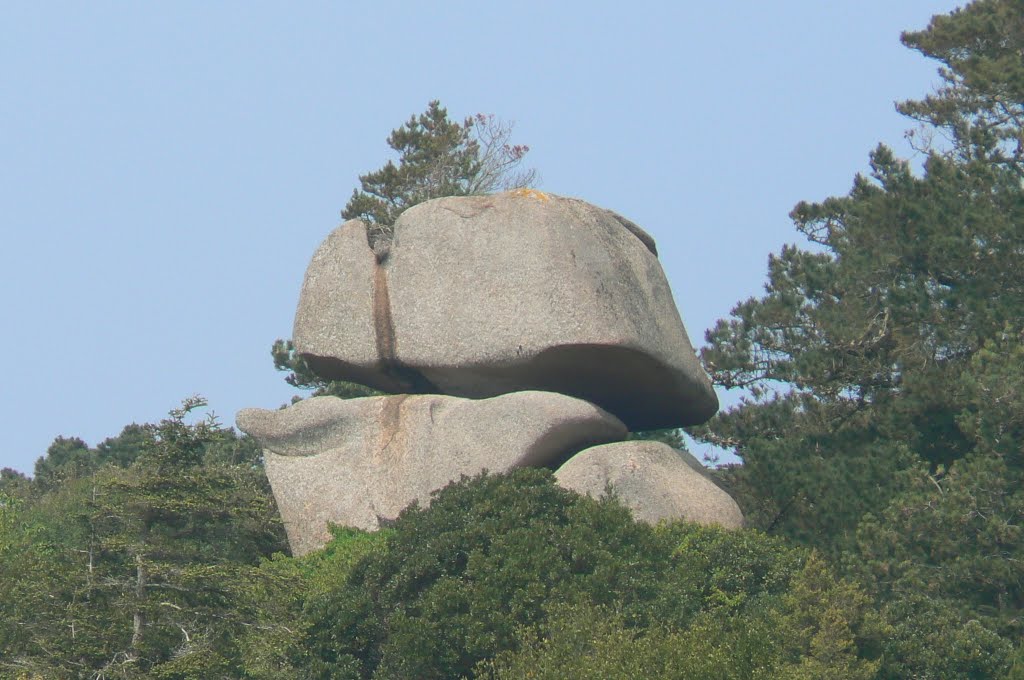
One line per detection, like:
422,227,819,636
373,259,398,367
376,394,408,461
375,394,410,520
371,254,439,393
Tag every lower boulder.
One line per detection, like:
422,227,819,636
554,441,743,528
236,391,627,555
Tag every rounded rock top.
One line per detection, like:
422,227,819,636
293,191,718,430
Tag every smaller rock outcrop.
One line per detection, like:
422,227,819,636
554,441,743,529
237,391,627,555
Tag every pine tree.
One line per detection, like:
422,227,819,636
697,2,1024,668
697,0,1024,553
899,0,1024,174
0,399,287,677
342,100,535,248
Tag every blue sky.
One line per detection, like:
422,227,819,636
2,1,963,474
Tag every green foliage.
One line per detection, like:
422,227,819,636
9,441,1007,678
301,468,654,679
33,423,160,491
958,327,1024,463
694,2,1024,672
271,338,382,401
2,474,137,677
477,602,676,680
628,427,686,450
32,435,92,490
94,423,152,468
0,398,288,678
853,451,1024,640
80,399,284,674
284,471,899,679
771,552,885,679
342,100,535,244
900,0,1024,173
236,526,391,680
656,522,805,622
342,99,476,243
0,467,32,500
697,4,1024,554
874,594,1014,679
480,553,884,680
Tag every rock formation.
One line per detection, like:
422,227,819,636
555,441,743,528
239,190,743,555
292,190,717,430
237,392,627,556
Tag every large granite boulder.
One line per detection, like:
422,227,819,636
293,190,717,430
554,441,743,528
236,391,627,555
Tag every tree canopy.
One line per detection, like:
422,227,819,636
698,0,1024,547
1,399,287,678
342,100,536,247
694,1,1024,671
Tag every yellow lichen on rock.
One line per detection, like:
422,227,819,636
511,188,550,201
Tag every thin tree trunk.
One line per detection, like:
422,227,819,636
130,546,146,653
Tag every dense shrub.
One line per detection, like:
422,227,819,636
294,470,893,679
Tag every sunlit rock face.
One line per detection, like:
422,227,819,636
292,190,717,431
555,441,744,529
237,392,627,556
